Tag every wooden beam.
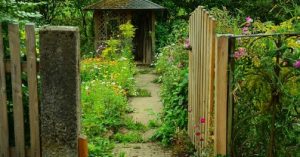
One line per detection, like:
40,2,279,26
215,36,229,155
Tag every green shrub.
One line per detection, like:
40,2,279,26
153,41,189,146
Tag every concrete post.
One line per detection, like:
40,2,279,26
39,26,80,157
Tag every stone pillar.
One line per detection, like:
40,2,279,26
39,26,80,157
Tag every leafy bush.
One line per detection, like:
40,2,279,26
232,17,300,157
153,40,189,145
155,19,189,53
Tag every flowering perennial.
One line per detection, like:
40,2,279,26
293,60,300,69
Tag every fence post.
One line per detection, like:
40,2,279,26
215,36,229,155
39,26,80,157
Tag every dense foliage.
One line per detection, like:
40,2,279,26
153,20,189,146
0,0,97,53
231,17,300,157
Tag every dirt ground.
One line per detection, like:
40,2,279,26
113,67,171,157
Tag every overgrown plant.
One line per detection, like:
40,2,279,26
232,17,300,157
81,22,137,156
153,40,189,146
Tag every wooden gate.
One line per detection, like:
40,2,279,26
188,6,229,156
0,23,40,157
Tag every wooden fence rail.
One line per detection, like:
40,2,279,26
188,6,229,156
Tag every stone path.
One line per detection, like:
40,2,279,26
113,67,171,157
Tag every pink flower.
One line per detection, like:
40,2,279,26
184,39,192,50
200,117,205,124
234,47,247,59
246,16,253,23
293,60,300,68
242,27,250,35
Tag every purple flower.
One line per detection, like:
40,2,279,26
293,60,300,69
184,39,192,50
246,16,253,23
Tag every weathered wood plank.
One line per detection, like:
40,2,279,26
215,36,229,155
0,23,10,157
8,23,25,157
25,24,40,157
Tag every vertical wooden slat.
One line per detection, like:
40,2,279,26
0,23,10,157
9,23,25,157
193,11,197,146
208,16,217,147
25,24,40,157
200,8,205,150
197,7,201,150
204,11,211,146
196,7,200,150
215,36,229,155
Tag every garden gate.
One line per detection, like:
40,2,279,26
189,6,300,157
0,23,87,157
188,6,229,156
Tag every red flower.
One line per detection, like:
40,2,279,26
200,117,206,124
195,132,201,136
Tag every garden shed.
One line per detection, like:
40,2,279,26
84,0,165,64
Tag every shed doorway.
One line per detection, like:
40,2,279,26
132,11,151,64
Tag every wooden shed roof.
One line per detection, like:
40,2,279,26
84,0,165,10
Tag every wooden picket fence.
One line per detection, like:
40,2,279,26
0,23,88,157
0,23,40,157
188,6,229,155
